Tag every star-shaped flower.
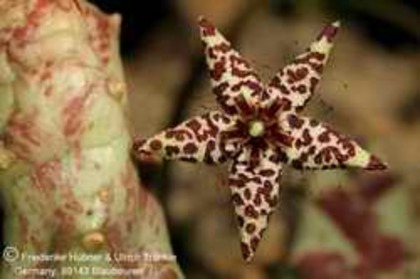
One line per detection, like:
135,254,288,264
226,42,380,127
133,17,387,261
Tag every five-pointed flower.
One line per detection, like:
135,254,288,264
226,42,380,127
133,17,387,262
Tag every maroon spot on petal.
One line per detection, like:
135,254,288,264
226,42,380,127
244,188,252,200
288,114,304,129
149,139,162,151
266,195,278,207
230,177,246,188
312,52,326,61
279,84,290,95
260,169,275,177
366,155,387,170
240,242,251,261
220,114,232,124
253,194,262,206
205,45,215,58
328,147,343,163
250,176,262,184
318,24,339,43
184,157,198,163
287,67,309,85
296,67,309,80
237,216,245,227
166,129,189,141
183,143,198,154
297,153,309,166
263,181,273,192
257,187,269,202
291,159,304,169
207,140,216,151
244,205,259,219
133,138,146,151
268,153,280,164
286,68,309,84
281,99,292,111
232,193,245,206
230,55,254,78
222,103,238,116
294,55,310,65
250,236,260,252
314,152,323,164
311,62,323,74
309,119,319,127
213,42,231,53
277,149,289,163
198,17,216,37
301,129,313,146
186,119,201,133
297,85,307,94
318,130,331,143
258,226,267,239
308,145,316,155
295,139,303,150
269,76,281,88
165,146,180,156
210,57,226,81
245,223,257,234
309,77,319,92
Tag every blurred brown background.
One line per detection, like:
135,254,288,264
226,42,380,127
92,0,418,278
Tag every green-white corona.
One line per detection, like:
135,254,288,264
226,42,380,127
248,120,265,137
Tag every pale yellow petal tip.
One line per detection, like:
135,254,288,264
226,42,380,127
82,231,106,251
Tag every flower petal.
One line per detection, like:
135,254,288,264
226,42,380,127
280,113,387,170
198,17,264,116
267,21,340,112
133,111,235,164
228,147,283,261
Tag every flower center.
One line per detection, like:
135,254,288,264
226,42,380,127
248,120,265,137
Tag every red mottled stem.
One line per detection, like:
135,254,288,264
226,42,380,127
0,0,182,277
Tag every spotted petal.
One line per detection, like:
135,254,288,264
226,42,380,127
198,17,265,116
280,113,387,170
133,111,235,164
228,147,283,261
268,21,340,112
